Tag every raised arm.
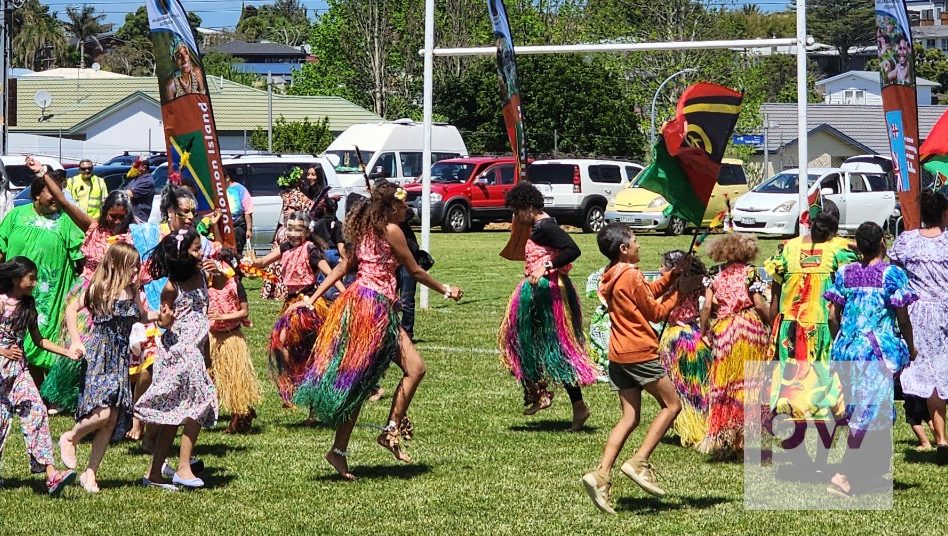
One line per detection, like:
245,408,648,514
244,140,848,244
26,155,92,231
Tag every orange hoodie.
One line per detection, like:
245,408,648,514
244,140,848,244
600,263,679,364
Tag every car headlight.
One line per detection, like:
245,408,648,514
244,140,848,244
773,200,796,213
429,193,442,203
648,196,667,208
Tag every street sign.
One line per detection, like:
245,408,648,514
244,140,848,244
732,134,764,146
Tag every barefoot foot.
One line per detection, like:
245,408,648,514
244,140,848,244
325,450,356,481
377,431,412,463
58,433,77,470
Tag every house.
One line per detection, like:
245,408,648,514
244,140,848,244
816,70,940,105
205,41,309,85
6,76,381,163
752,103,948,179
735,41,878,74
909,1,948,51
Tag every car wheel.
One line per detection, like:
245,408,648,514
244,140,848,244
665,216,686,236
582,205,606,233
443,203,469,233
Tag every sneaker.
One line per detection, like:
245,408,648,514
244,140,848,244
621,458,666,497
161,457,204,479
581,471,616,515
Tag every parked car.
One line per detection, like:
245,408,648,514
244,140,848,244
731,167,896,236
149,154,342,253
104,152,167,168
65,164,133,193
605,158,748,235
0,155,64,216
404,156,521,232
527,159,643,233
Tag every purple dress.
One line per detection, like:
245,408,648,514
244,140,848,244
889,230,948,399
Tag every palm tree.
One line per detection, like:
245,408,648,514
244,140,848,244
11,0,67,70
62,5,111,68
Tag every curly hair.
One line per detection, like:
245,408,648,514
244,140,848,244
29,169,66,201
504,182,545,211
661,249,707,278
159,185,197,223
342,181,401,262
706,232,759,263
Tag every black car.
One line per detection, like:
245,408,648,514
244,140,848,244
104,152,166,168
65,164,134,192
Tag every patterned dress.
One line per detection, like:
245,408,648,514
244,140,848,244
261,187,313,300
889,230,948,400
824,262,918,432
700,262,769,454
75,298,139,438
134,280,218,428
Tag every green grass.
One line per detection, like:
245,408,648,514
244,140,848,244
0,231,941,535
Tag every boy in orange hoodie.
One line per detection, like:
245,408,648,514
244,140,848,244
582,223,685,515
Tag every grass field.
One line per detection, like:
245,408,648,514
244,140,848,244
0,231,943,535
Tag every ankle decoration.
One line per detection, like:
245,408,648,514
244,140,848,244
332,448,348,457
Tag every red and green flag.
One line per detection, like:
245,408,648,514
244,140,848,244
637,82,743,227
921,107,948,191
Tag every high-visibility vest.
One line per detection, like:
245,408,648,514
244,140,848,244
67,174,107,218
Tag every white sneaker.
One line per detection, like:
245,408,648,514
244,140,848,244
161,462,175,480
621,459,666,497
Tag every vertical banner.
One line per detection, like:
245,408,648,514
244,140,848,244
488,0,527,181
147,0,234,246
876,0,921,230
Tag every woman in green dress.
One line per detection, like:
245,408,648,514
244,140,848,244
0,168,84,390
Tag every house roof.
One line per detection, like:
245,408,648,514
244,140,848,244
20,68,130,80
10,76,382,135
816,70,940,88
759,103,948,154
207,41,307,58
913,24,948,39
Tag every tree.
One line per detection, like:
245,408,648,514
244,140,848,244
236,1,311,46
116,6,203,49
11,0,66,70
807,0,875,70
97,42,156,76
62,5,112,68
249,116,334,154
288,9,360,102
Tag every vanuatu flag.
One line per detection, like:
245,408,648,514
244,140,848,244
921,107,948,192
637,82,743,227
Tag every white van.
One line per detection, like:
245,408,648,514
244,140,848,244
322,119,468,199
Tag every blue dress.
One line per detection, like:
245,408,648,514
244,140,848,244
824,262,918,432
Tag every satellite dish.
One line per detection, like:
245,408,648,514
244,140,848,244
34,90,52,109
91,62,101,72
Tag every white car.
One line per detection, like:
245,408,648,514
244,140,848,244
0,155,64,216
731,167,896,236
149,154,342,253
527,159,643,233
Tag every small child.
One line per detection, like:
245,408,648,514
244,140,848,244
657,250,712,449
0,257,78,496
60,243,152,493
208,248,262,433
134,229,224,490
583,223,683,515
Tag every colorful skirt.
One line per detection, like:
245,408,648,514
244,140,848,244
499,274,597,387
39,278,92,412
768,317,844,421
269,293,329,404
658,321,712,448
210,328,263,415
700,308,769,455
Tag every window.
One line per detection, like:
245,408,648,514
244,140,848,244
842,89,866,105
941,39,948,52
498,165,515,185
528,163,576,184
864,173,889,191
928,39,938,49
717,164,747,185
246,163,289,197
588,164,622,184
226,164,247,186
372,152,397,178
820,174,841,195
432,152,460,163
400,152,423,178
849,173,868,193
625,165,642,182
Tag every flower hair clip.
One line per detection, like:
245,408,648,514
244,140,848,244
395,188,407,201
175,229,187,250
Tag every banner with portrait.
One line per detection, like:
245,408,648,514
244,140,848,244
489,0,527,182
876,0,921,230
147,0,234,246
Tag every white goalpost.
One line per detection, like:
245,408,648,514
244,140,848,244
417,0,810,308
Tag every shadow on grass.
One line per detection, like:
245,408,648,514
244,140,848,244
902,449,941,464
509,419,598,434
616,494,730,513
316,463,433,482
284,420,335,431
194,442,250,457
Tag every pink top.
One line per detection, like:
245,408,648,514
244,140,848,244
668,292,701,325
281,242,317,292
81,223,131,279
354,233,399,301
208,277,249,332
710,262,756,317
524,239,572,275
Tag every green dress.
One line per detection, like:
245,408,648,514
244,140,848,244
0,204,83,369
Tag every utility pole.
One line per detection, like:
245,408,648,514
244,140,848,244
267,71,273,153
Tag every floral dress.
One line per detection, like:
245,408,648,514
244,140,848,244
261,187,313,300
134,280,218,428
585,267,610,372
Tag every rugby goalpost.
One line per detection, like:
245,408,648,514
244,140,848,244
416,1,810,308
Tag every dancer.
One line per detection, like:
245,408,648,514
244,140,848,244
59,243,151,493
261,166,321,300
293,181,462,480
582,223,682,514
824,222,917,497
0,257,78,495
135,229,224,490
498,183,596,430
208,248,262,433
698,233,770,456
250,211,344,408
657,250,712,449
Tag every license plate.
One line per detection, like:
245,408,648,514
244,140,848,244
543,197,554,205
619,215,637,223
740,218,755,225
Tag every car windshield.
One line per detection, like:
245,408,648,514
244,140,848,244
754,172,820,193
325,149,374,173
430,162,475,183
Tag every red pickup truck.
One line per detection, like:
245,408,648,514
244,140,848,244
404,156,519,232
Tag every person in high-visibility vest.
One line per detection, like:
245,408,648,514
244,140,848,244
66,160,108,219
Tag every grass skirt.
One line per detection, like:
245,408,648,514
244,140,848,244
699,308,769,455
269,294,329,404
658,321,712,448
210,328,263,415
499,273,597,387
293,285,400,427
39,279,91,412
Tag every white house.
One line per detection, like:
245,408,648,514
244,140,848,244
816,70,940,106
